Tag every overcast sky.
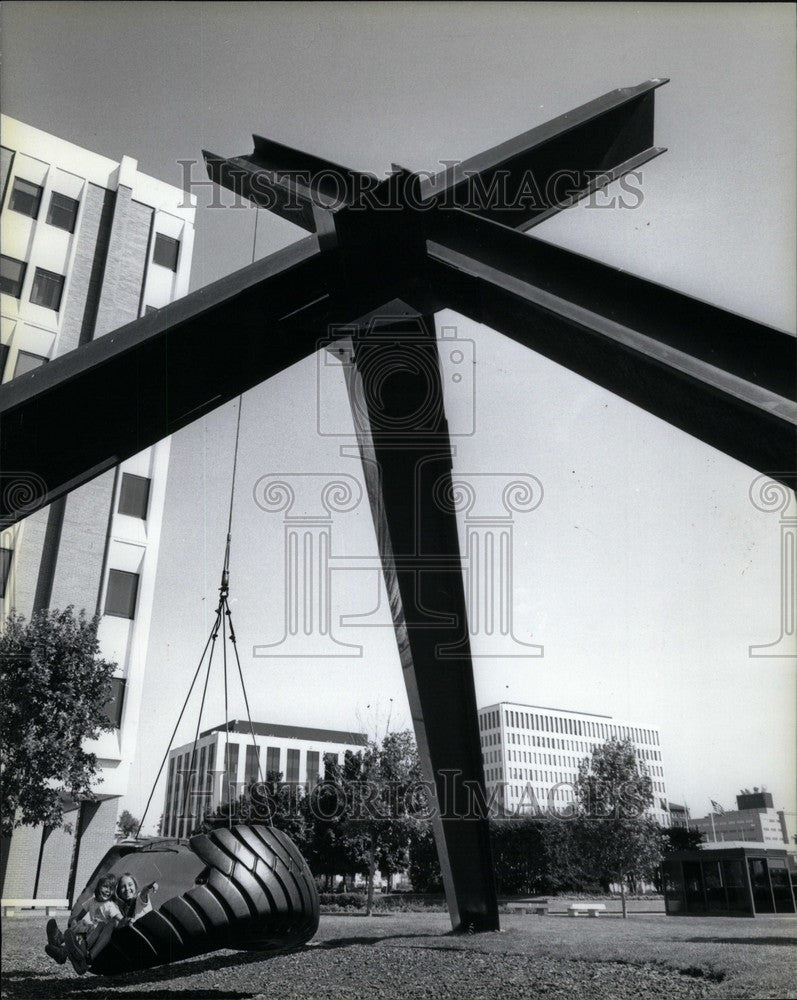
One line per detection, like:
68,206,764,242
2,2,794,833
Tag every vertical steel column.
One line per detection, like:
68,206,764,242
340,312,499,932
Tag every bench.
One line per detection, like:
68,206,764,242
567,902,606,918
2,898,69,916
507,900,549,915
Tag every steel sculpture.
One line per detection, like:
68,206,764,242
2,80,795,932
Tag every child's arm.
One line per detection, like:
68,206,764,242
140,882,159,904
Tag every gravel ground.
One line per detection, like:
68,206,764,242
2,912,794,1000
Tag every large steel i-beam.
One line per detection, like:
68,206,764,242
2,79,795,933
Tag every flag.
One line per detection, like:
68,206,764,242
710,799,725,815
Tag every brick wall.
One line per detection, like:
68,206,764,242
93,186,152,338
6,506,50,619
71,798,119,902
48,471,115,615
0,823,42,899
58,183,115,355
35,821,78,899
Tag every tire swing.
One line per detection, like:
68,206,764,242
70,392,320,977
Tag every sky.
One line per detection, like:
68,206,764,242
1,2,795,833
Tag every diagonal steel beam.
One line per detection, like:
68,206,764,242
0,237,335,524
205,80,668,236
420,79,668,230
336,310,499,932
425,210,797,488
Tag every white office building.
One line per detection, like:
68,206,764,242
479,701,669,826
0,115,195,904
163,720,369,838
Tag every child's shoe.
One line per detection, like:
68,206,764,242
46,918,64,947
44,943,67,965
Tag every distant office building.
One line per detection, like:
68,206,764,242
668,802,692,829
162,721,369,837
693,790,790,848
479,702,669,825
0,115,195,904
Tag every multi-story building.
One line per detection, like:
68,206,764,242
0,115,195,904
478,701,669,825
162,720,369,838
667,802,693,829
693,791,790,848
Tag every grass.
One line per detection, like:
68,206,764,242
2,910,795,998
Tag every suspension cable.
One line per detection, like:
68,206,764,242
135,613,220,840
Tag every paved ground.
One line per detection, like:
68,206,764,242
2,911,795,999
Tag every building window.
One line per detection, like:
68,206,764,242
46,191,80,233
0,343,9,381
153,233,180,271
8,177,43,218
13,350,48,379
118,473,151,519
222,743,239,804
0,255,27,297
266,746,280,779
306,750,320,787
286,748,300,783
245,744,260,787
0,547,12,597
30,268,65,311
102,677,127,729
104,569,140,618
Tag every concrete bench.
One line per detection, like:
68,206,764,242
508,900,549,915
567,902,606,917
2,898,69,916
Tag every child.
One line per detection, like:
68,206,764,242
115,872,159,924
45,874,123,975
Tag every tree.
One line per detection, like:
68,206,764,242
571,738,663,917
116,809,141,839
0,607,116,836
340,731,421,914
407,821,443,893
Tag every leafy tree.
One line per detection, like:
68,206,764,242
116,809,141,839
0,607,116,836
407,821,443,893
340,731,421,914
570,738,662,917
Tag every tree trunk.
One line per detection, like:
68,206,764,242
365,837,377,916
620,878,627,918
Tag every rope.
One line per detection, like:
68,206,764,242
222,602,232,828
179,611,221,830
135,619,219,840
138,208,263,842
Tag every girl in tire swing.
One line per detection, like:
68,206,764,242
45,873,158,974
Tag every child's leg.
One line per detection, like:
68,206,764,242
85,921,114,963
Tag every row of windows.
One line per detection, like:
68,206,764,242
1,255,65,310
6,177,182,274
7,176,80,232
0,476,150,614
163,745,335,838
480,707,660,748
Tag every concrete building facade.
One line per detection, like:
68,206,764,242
479,701,669,825
0,115,195,903
693,791,790,848
163,721,369,838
